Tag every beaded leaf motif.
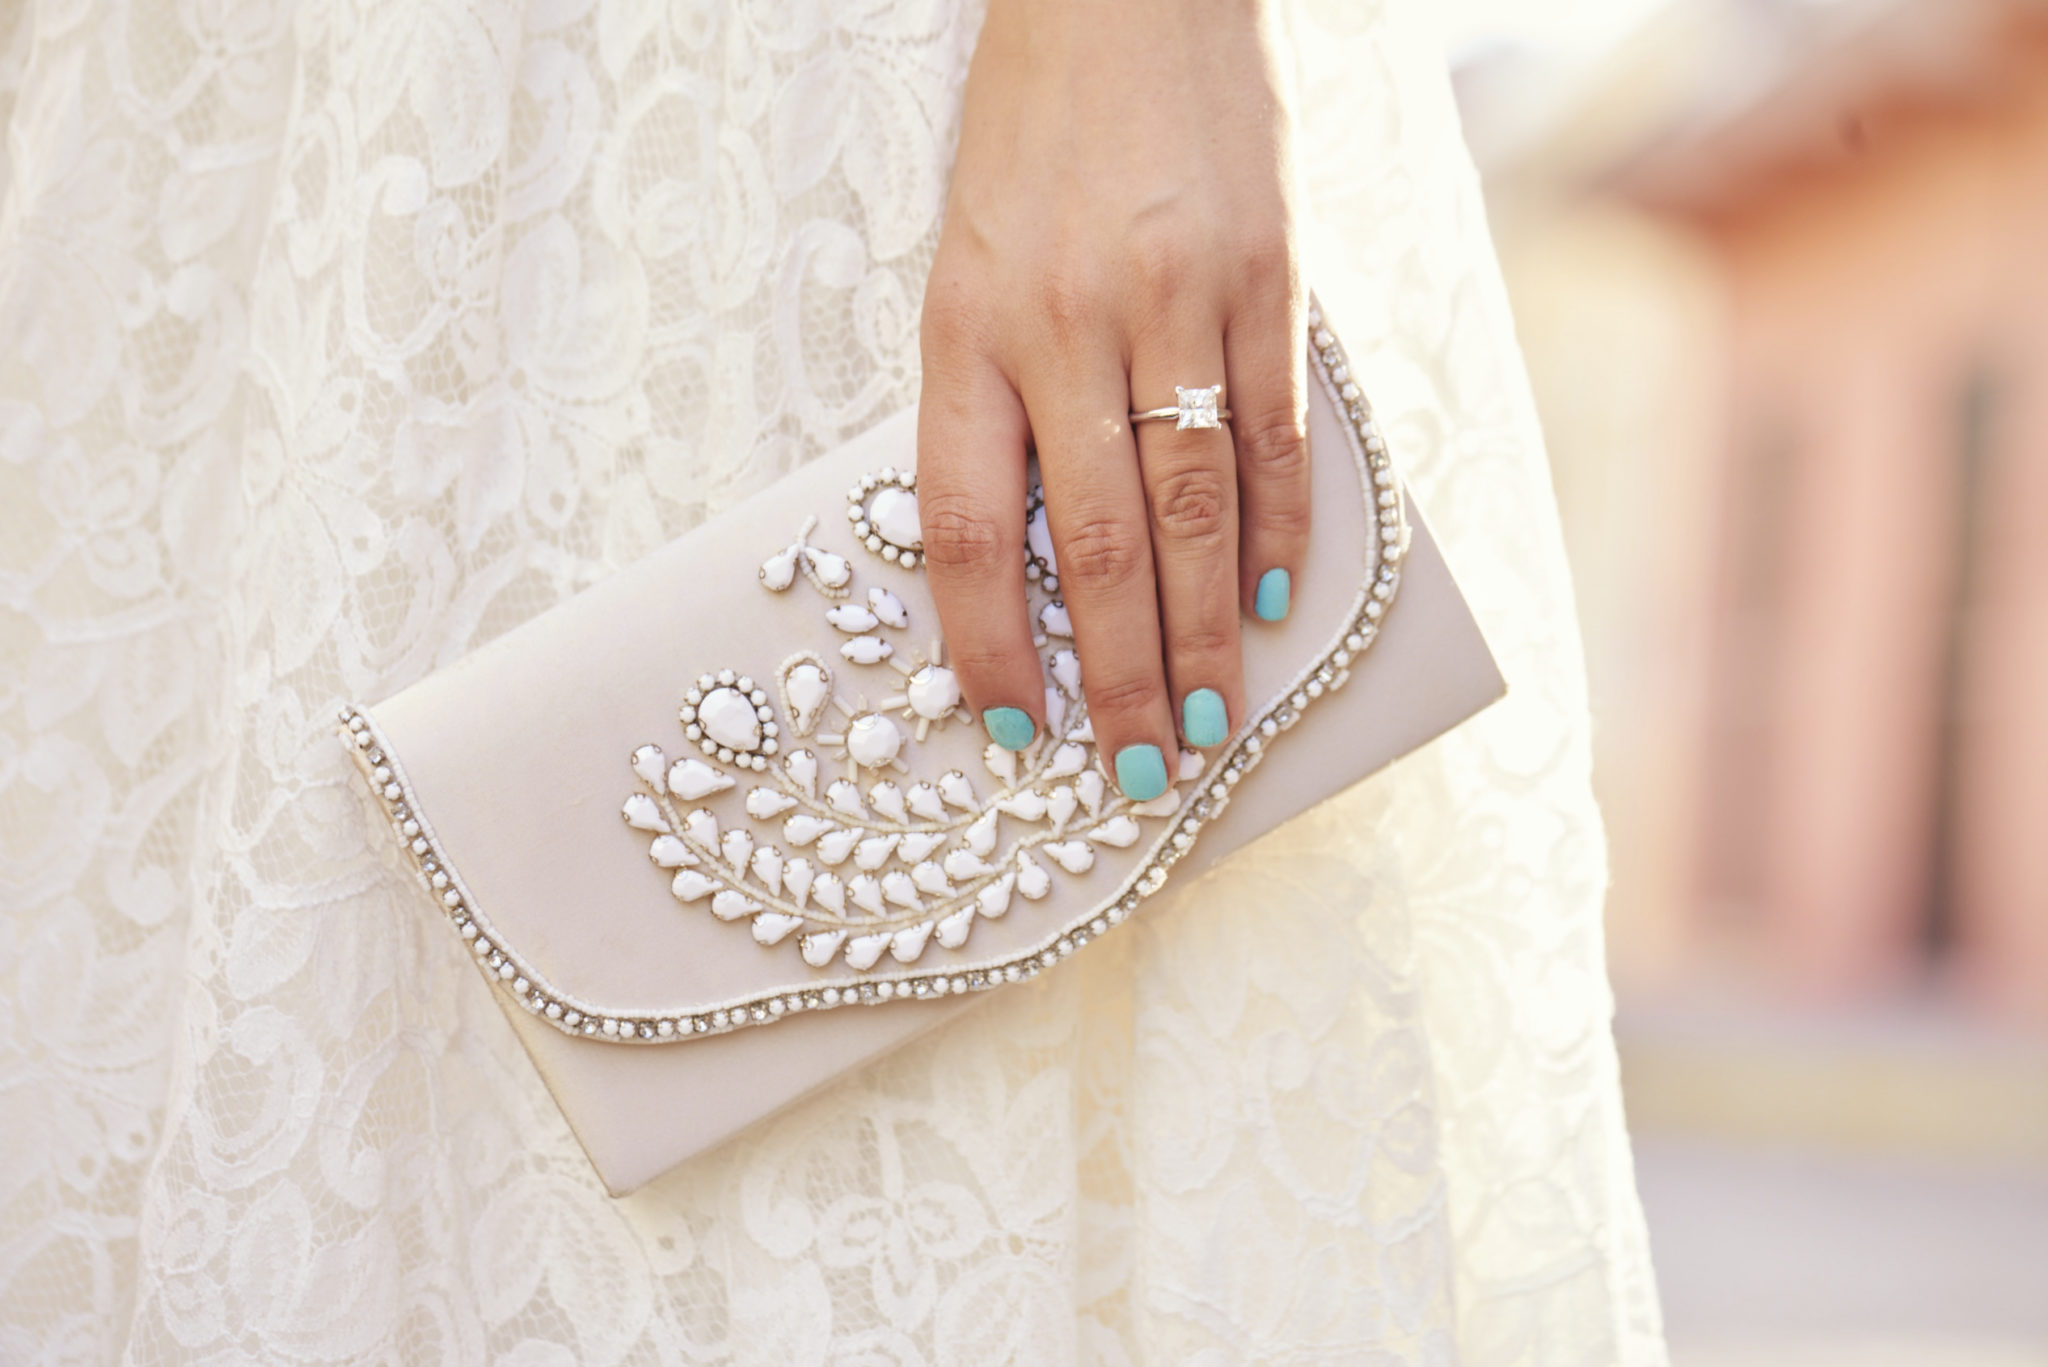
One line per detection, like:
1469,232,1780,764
625,465,1195,970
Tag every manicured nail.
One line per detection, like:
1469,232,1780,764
982,706,1036,752
1114,744,1168,802
1181,688,1228,748
1254,567,1291,622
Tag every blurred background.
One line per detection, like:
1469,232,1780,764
1439,0,2048,1362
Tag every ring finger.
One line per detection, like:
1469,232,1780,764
1129,325,1243,753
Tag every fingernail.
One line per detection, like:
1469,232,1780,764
982,706,1036,752
1181,688,1228,747
1114,744,1168,802
1254,567,1291,622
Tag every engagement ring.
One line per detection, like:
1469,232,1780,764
1131,384,1229,431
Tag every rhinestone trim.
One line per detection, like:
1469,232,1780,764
337,304,1406,1044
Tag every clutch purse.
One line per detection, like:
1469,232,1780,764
338,302,1505,1195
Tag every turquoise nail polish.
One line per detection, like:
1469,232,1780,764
1182,688,1228,748
1114,744,1168,802
1254,567,1291,622
982,706,1035,752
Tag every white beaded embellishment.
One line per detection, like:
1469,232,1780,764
847,467,923,569
339,305,1406,1044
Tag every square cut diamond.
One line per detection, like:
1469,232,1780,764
1176,385,1222,430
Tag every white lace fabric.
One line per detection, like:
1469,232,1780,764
0,0,1665,1361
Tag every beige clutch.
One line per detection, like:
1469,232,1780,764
339,303,1505,1195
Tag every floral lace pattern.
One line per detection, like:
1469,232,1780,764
0,0,1665,1361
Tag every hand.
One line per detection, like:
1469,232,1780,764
917,0,1309,802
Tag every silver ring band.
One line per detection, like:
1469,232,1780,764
1131,384,1229,431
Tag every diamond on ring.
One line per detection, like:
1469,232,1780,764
1130,384,1229,430
1174,385,1222,430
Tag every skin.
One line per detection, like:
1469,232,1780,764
917,0,1310,789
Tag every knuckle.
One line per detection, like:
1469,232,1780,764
1169,621,1235,660
1149,465,1232,545
1086,668,1165,721
919,494,1007,575
921,299,973,353
1128,228,1198,306
919,273,986,351
945,637,1022,681
1236,411,1309,483
1232,230,1296,293
1032,268,1102,345
1058,515,1150,593
1249,499,1310,541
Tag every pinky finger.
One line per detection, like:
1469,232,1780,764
1225,292,1311,623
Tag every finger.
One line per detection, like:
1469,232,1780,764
1129,326,1243,751
1022,349,1178,802
1225,282,1310,623
917,320,1041,752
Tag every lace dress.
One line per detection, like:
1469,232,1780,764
0,0,1666,1361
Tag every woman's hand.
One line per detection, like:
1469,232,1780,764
918,0,1308,802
